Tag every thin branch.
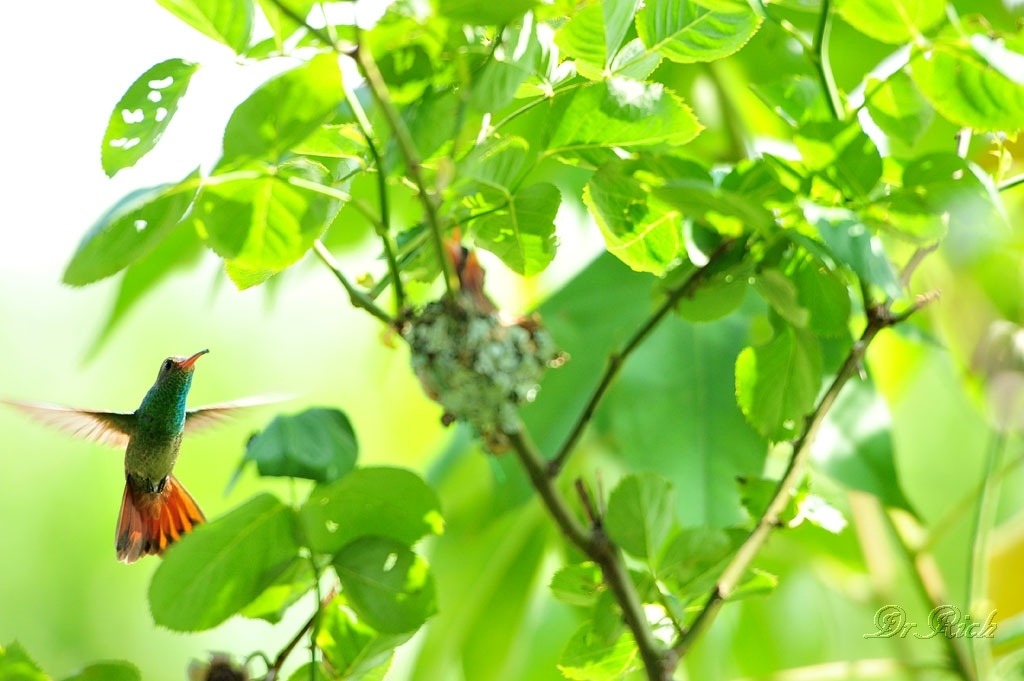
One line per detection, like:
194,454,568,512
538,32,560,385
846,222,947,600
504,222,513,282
266,613,317,681
885,511,977,681
812,0,843,120
999,172,1024,192
341,79,406,313
313,240,395,326
506,427,672,681
547,239,741,477
353,37,458,296
672,294,937,659
967,431,1006,680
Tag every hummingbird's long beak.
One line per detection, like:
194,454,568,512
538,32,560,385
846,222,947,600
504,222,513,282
179,349,209,370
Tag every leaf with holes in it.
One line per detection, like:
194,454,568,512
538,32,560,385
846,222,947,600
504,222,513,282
735,323,824,440
636,0,762,64
334,537,437,634
299,467,443,556
64,168,200,286
149,493,301,632
156,0,253,53
471,183,560,276
102,59,199,177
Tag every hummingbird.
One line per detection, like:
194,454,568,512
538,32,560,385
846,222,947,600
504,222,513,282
4,349,262,563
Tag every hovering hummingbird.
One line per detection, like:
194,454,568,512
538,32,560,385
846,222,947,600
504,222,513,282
4,349,263,563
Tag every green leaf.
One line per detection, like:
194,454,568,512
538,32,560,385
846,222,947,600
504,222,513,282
436,0,538,25
791,255,851,337
222,53,343,164
190,161,334,287
865,154,999,243
605,473,677,559
795,121,881,198
238,557,311,624
636,0,762,63
806,205,902,299
735,323,824,440
674,265,749,321
548,78,703,159
865,73,934,146
471,182,560,276
610,38,663,79
101,59,199,177
470,24,541,112
63,169,200,286
583,159,684,275
550,562,604,607
149,494,301,631
656,526,743,598
557,623,640,681
241,408,358,483
334,537,437,634
294,123,368,160
61,662,140,681
754,269,809,328
0,642,48,681
836,0,944,44
604,0,643,60
812,377,917,514
751,76,832,127
156,0,252,53
317,596,412,679
555,4,607,80
911,38,1024,134
300,467,444,556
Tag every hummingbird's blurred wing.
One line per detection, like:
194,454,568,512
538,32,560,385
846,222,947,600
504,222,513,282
184,395,290,434
2,400,134,448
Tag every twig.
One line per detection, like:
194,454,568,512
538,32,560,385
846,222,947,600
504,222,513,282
506,427,671,680
341,79,406,313
313,240,395,326
353,37,458,296
547,239,741,477
999,172,1024,192
266,613,317,681
966,431,1006,679
812,0,843,120
885,511,977,681
575,478,600,527
264,582,339,681
672,293,937,659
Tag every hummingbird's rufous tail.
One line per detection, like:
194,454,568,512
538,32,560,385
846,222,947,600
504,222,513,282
116,474,205,563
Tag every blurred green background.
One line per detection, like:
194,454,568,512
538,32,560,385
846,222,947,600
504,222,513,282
4,1,1024,680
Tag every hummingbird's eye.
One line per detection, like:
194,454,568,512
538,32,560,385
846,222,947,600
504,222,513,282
162,359,174,371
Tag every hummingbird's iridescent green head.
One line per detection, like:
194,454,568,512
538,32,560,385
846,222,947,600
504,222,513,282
138,349,209,430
